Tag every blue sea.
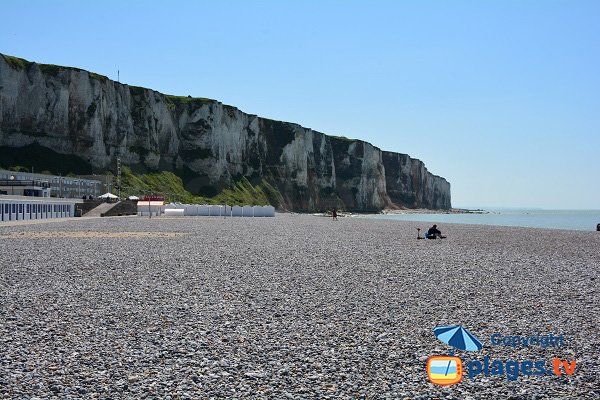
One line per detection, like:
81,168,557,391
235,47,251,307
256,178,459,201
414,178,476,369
366,209,600,231
428,359,458,375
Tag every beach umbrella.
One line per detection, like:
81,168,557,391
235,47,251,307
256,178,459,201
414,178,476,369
433,325,483,351
98,192,118,199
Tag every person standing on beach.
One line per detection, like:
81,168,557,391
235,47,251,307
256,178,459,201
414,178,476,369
426,224,446,239
332,208,338,221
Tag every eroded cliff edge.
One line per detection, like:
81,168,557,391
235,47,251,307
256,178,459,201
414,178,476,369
0,54,451,211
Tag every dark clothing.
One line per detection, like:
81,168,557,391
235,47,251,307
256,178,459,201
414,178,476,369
427,227,441,236
426,226,445,239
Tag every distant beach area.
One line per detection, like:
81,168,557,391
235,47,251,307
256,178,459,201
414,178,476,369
364,208,600,231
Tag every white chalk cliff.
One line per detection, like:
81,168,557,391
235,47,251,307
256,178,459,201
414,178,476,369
0,54,451,211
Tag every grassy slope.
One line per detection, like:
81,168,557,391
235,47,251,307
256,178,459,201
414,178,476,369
119,167,283,207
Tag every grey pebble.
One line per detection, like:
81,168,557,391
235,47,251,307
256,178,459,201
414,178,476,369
0,215,597,398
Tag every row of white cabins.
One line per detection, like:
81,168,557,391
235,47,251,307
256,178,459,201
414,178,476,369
0,196,78,222
158,204,275,217
2,198,276,222
0,170,96,222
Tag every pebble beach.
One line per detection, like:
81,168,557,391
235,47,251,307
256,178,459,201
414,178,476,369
1,214,598,399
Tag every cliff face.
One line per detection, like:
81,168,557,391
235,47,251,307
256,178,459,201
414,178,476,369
0,54,451,211
382,152,451,210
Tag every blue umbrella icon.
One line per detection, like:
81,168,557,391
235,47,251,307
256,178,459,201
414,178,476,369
433,325,483,352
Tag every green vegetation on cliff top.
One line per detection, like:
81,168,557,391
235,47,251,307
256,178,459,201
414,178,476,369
1,54,34,70
1,53,223,108
1,54,109,81
164,95,214,108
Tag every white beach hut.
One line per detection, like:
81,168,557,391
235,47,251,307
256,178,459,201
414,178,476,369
184,205,198,216
222,205,232,217
231,205,243,217
164,208,185,216
198,205,209,216
252,205,265,217
263,205,275,217
209,205,223,216
242,205,254,217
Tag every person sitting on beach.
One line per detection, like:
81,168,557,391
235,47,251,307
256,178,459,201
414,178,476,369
426,224,446,239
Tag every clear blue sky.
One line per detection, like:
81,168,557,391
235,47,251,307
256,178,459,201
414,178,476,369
2,1,599,209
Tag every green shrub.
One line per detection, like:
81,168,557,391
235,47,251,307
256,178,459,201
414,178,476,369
120,166,280,206
39,64,63,76
129,85,146,97
213,177,269,206
89,72,108,82
331,135,356,142
164,95,213,110
1,54,33,70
